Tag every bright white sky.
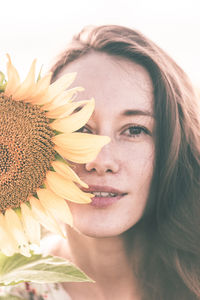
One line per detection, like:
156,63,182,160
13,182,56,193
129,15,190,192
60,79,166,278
0,0,200,86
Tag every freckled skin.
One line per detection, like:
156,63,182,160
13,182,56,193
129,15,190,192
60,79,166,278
58,52,155,238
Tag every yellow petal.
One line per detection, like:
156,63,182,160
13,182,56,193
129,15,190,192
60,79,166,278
52,160,88,188
37,188,73,226
37,73,77,105
42,87,84,111
26,73,52,103
29,196,65,236
50,98,94,133
49,72,77,94
21,203,41,245
45,171,92,203
38,89,71,107
4,209,31,257
45,99,88,119
12,59,37,101
5,54,20,96
53,132,110,163
0,227,16,256
0,213,18,256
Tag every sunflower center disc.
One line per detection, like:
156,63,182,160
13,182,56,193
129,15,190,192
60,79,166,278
0,94,55,212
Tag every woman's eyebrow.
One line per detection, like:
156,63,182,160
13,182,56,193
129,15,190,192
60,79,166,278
122,109,155,118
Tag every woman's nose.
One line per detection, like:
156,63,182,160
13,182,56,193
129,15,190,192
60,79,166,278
85,143,119,175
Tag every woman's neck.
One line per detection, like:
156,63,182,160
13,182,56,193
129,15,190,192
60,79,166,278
67,226,132,278
54,226,142,300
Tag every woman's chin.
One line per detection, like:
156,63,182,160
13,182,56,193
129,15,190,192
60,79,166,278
68,218,135,239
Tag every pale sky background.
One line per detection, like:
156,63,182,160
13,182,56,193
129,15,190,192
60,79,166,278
0,0,200,86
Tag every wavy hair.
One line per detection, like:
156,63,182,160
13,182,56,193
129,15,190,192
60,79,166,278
50,25,200,300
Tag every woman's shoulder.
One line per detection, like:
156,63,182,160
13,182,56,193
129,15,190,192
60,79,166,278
0,281,72,300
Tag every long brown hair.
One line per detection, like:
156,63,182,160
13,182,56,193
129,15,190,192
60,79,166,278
50,25,200,300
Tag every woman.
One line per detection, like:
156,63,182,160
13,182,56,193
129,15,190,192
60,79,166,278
5,25,200,299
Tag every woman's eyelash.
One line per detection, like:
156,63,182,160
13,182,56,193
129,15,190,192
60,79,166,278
122,126,150,137
77,125,151,137
77,126,91,133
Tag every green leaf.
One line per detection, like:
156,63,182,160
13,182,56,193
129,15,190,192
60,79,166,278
0,295,26,300
0,72,5,85
0,71,7,92
0,252,93,286
36,65,43,82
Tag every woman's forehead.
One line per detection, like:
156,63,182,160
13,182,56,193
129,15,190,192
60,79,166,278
58,52,154,114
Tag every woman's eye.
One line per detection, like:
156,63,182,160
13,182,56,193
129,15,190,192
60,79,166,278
77,126,92,134
122,126,149,137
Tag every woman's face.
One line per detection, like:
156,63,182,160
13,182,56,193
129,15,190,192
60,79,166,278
58,52,155,237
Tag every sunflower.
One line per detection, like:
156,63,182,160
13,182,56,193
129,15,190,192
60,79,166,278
0,55,110,257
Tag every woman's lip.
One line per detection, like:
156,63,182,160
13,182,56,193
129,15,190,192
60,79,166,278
90,194,125,208
80,185,127,208
81,185,125,194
